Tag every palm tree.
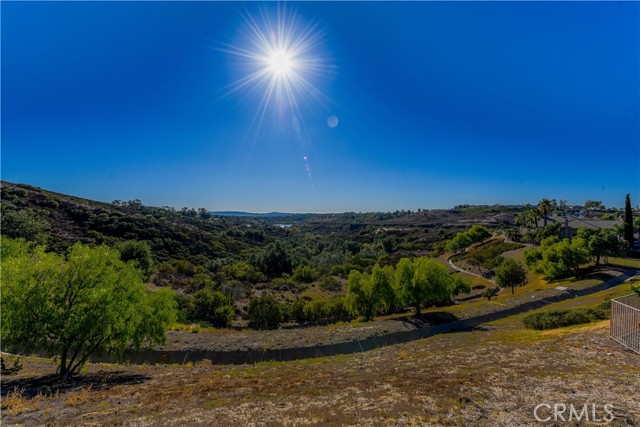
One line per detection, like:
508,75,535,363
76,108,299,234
538,198,554,227
527,208,540,230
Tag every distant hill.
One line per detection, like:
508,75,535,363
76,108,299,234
211,211,316,218
0,181,283,263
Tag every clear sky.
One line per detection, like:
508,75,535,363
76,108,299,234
2,2,639,212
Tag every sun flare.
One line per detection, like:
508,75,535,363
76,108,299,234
267,50,294,77
218,7,331,135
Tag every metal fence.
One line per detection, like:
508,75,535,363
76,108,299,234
610,293,640,354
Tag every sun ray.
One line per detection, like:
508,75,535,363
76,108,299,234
218,5,332,140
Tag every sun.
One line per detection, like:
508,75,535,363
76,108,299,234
267,50,294,77
218,6,332,135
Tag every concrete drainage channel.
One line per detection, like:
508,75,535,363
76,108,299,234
89,270,637,366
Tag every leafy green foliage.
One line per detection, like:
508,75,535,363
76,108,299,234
482,286,500,301
396,257,466,314
523,236,591,280
345,264,396,321
445,225,491,253
624,194,634,246
253,242,293,278
576,227,625,265
117,240,154,280
292,265,319,283
452,240,524,270
523,303,610,330
494,258,528,294
1,239,177,378
0,206,51,244
190,289,235,327
247,294,282,330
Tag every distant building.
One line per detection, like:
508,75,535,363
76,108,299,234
536,215,622,236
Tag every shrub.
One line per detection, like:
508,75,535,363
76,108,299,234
482,286,500,301
247,294,282,330
319,276,342,291
191,289,235,327
523,304,610,330
292,265,318,283
303,299,329,322
290,299,307,323
117,240,154,280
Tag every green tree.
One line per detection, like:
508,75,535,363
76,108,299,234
0,208,51,244
467,225,491,243
494,258,528,294
345,264,397,321
394,257,459,315
538,199,555,227
624,194,634,247
191,289,235,327
395,258,420,314
584,200,604,210
445,233,472,253
413,258,456,308
247,294,282,330
523,236,590,280
577,227,624,266
256,242,293,278
292,265,319,283
117,240,154,280
1,241,177,379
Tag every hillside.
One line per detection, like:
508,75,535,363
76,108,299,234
0,181,286,263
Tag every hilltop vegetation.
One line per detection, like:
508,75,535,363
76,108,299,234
1,181,634,334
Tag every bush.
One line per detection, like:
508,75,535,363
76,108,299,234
292,265,318,283
319,276,342,291
190,289,235,327
247,294,282,330
303,299,329,322
117,240,154,280
523,304,610,330
482,286,500,301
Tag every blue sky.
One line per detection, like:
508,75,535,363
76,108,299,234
2,2,639,212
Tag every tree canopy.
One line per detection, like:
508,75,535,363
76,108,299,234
494,258,528,294
1,239,177,378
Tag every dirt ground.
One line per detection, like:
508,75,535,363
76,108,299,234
3,292,639,426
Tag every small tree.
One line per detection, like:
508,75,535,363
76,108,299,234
345,265,397,321
624,194,634,247
247,294,282,330
1,240,177,379
467,225,491,243
413,258,456,307
494,258,528,294
191,289,235,327
117,240,154,280
483,286,500,301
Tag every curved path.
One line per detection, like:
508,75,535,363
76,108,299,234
88,269,638,366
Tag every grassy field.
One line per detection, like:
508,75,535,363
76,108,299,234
3,279,639,426
606,256,640,269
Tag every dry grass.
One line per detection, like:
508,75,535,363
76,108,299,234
3,275,639,426
1,387,41,417
64,386,94,407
